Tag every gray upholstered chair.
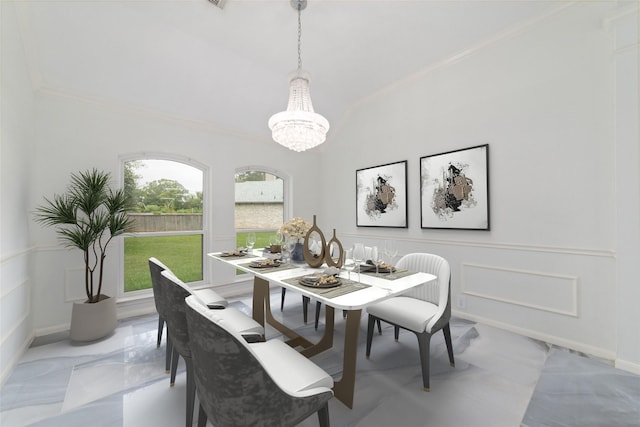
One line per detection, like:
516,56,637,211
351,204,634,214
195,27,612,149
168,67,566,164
160,270,265,427
148,258,172,372
185,294,334,427
149,257,231,374
365,253,454,391
160,269,198,427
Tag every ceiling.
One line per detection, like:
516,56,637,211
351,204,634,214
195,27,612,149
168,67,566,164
15,0,562,143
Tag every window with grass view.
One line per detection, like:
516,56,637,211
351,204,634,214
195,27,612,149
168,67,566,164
235,169,284,257
123,159,204,293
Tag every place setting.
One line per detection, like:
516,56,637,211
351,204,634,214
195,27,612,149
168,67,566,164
346,243,414,280
283,267,369,298
217,249,251,258
215,232,262,260
240,257,299,273
248,259,283,269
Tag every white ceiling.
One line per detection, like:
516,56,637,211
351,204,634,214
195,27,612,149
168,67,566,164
16,0,562,141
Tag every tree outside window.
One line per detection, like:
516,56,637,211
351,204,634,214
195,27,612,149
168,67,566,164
123,159,204,293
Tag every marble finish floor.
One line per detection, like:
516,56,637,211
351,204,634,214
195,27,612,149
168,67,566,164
2,291,639,427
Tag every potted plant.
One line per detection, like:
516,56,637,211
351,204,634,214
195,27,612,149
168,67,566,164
34,169,134,341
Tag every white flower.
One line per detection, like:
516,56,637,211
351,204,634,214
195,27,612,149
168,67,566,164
279,217,312,239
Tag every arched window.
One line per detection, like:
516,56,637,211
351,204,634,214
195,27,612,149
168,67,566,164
122,157,206,294
234,167,286,253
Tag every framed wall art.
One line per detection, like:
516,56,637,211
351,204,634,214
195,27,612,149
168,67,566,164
420,144,489,230
356,160,408,228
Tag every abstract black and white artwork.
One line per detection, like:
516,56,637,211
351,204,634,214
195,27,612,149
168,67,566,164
356,160,408,228
420,144,489,230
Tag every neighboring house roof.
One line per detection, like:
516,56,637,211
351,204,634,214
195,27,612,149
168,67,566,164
235,181,283,203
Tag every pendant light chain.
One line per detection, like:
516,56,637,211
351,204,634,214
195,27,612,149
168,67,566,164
297,3,302,71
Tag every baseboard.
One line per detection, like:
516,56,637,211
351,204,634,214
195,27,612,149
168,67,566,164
0,331,35,387
452,310,617,362
615,359,640,375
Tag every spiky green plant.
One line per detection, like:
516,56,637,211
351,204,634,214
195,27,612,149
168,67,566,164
35,169,135,303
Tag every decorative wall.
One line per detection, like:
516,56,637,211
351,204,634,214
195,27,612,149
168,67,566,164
319,2,638,370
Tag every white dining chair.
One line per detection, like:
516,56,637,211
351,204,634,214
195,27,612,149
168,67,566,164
365,253,454,391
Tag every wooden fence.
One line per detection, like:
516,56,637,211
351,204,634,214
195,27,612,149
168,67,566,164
129,203,283,232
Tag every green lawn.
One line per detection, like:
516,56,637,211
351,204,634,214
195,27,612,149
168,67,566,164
124,235,203,292
124,231,277,292
236,231,275,250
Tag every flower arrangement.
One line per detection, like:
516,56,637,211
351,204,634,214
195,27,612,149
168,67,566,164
279,217,312,239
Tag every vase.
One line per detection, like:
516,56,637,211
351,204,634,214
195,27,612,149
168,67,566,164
69,294,117,342
291,242,305,262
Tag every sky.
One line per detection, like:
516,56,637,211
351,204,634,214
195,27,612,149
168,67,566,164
134,159,202,194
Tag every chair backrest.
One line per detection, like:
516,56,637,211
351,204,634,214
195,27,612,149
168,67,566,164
159,270,208,358
396,253,451,332
149,257,172,316
184,295,333,427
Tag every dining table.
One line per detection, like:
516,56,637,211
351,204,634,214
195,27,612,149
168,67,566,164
208,249,437,409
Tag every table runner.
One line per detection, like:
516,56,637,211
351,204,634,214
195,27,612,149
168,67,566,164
282,276,370,299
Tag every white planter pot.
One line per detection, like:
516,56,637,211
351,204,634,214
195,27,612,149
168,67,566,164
70,295,118,342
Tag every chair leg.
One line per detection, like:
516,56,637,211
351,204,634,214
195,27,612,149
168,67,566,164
416,331,432,391
343,310,347,318
394,326,400,341
197,404,207,427
280,287,287,311
165,334,173,373
185,359,196,427
314,301,322,330
365,315,377,358
317,402,330,427
170,347,179,386
302,295,310,323
157,316,164,348
442,323,455,367
376,319,382,334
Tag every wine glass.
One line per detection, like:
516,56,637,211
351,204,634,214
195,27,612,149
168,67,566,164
245,232,256,253
352,243,366,282
384,240,398,278
284,237,297,265
342,249,355,281
275,232,284,245
370,246,383,276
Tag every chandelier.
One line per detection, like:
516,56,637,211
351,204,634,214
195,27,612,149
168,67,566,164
268,0,329,152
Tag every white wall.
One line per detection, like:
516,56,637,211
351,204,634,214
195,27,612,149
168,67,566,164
0,1,37,384
320,2,639,371
610,2,640,373
27,91,324,333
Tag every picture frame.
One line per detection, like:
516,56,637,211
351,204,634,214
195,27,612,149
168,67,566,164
420,144,490,230
356,160,408,228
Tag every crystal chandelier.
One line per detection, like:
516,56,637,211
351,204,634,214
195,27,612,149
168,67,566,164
268,0,329,152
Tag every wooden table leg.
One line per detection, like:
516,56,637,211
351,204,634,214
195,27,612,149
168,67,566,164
300,305,334,358
253,277,314,348
331,309,361,409
252,277,268,328
253,277,359,408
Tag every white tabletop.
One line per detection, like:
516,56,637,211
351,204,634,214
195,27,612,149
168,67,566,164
208,250,436,311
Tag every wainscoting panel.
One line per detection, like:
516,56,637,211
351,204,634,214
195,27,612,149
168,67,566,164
461,263,578,317
0,250,33,385
64,267,88,302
